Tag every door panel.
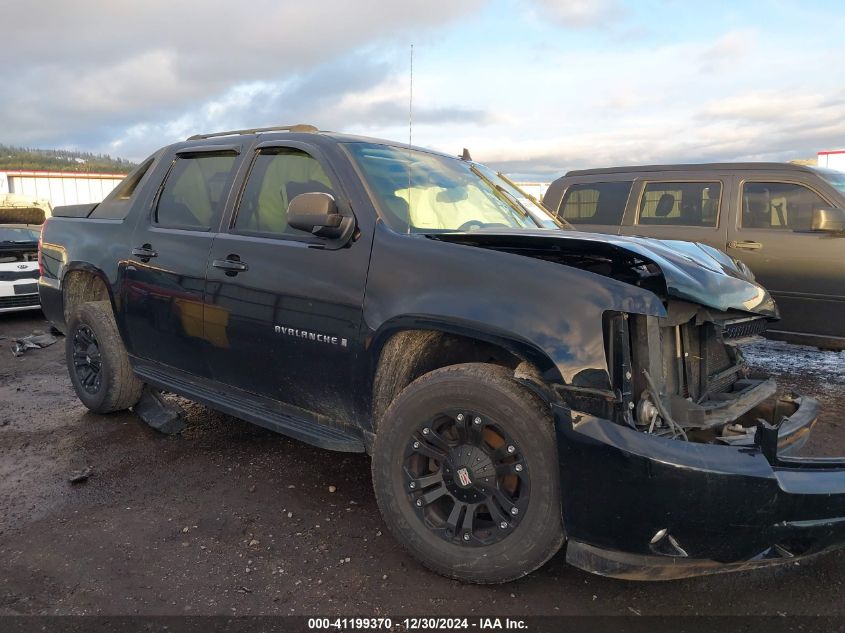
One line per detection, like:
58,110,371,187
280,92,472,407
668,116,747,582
203,235,369,419
727,177,845,339
122,229,216,375
203,144,371,422
122,151,241,377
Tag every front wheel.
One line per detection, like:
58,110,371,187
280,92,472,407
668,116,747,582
372,363,564,583
66,300,143,414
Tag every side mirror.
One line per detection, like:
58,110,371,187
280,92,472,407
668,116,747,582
287,192,345,238
811,207,845,233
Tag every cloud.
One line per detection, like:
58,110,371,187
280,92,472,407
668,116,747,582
699,91,845,125
2,1,842,183
0,0,484,153
477,89,845,180
698,29,758,73
527,0,627,28
104,54,497,159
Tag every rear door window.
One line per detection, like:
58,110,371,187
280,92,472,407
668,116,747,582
558,182,631,225
637,182,720,227
741,181,830,230
155,154,238,230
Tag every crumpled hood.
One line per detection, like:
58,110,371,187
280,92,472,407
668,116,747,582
433,229,778,318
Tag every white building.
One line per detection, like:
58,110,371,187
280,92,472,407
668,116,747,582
817,150,845,171
0,170,126,207
514,182,551,200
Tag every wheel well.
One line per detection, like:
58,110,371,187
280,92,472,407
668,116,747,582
371,329,552,430
63,270,110,324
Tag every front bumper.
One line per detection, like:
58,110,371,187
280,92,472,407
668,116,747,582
554,400,845,580
0,279,41,313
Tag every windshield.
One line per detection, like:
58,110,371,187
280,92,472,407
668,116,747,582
816,167,845,195
345,142,563,233
0,226,40,242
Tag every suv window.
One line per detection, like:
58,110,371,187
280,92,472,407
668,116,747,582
742,181,829,230
558,182,631,225
234,148,335,237
115,157,155,201
156,154,238,230
637,182,720,227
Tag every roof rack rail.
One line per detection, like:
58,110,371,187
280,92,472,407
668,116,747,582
186,124,318,141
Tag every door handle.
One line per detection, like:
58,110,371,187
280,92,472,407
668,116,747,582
131,244,158,260
728,240,763,251
212,256,249,276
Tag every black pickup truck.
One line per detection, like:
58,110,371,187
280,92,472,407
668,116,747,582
39,125,845,583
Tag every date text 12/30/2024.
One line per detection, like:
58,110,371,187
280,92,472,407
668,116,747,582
307,617,528,630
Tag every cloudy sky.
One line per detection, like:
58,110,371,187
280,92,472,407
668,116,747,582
2,0,844,179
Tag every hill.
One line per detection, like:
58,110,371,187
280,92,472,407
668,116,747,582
0,144,135,173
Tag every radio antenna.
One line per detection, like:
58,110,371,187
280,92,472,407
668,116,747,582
406,43,414,235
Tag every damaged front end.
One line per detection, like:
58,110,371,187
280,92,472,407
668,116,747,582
558,302,845,580
434,228,845,579
605,302,818,455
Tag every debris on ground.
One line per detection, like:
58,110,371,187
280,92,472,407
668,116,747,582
68,467,93,484
130,387,186,435
11,331,59,357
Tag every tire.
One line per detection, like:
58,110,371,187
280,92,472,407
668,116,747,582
65,300,143,414
372,363,564,583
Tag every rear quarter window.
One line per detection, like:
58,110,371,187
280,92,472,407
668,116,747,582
558,181,632,225
89,154,157,220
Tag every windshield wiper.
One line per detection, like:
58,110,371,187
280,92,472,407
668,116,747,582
469,165,536,225
495,172,570,230
495,185,531,217
495,172,550,212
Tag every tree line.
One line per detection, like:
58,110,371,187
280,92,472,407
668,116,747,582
0,144,136,173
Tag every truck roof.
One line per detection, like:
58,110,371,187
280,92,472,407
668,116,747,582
565,162,822,177
180,124,456,159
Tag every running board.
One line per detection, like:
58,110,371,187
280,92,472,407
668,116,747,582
132,360,365,453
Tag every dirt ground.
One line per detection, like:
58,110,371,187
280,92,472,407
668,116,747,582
1,310,844,616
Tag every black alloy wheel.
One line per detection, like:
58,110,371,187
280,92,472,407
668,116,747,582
372,363,563,583
72,324,103,394
404,411,529,547
65,300,144,413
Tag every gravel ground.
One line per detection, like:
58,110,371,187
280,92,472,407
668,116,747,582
1,310,844,616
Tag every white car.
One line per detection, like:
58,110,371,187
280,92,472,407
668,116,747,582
0,224,41,313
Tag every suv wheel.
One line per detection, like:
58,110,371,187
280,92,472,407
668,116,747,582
66,300,143,413
372,363,564,583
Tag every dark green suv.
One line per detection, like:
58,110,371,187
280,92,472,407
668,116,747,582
544,163,845,349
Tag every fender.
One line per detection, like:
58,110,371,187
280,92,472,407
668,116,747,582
368,314,565,385
363,223,667,393
59,262,117,324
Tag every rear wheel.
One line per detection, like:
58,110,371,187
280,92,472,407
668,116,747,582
66,300,143,413
372,363,564,583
